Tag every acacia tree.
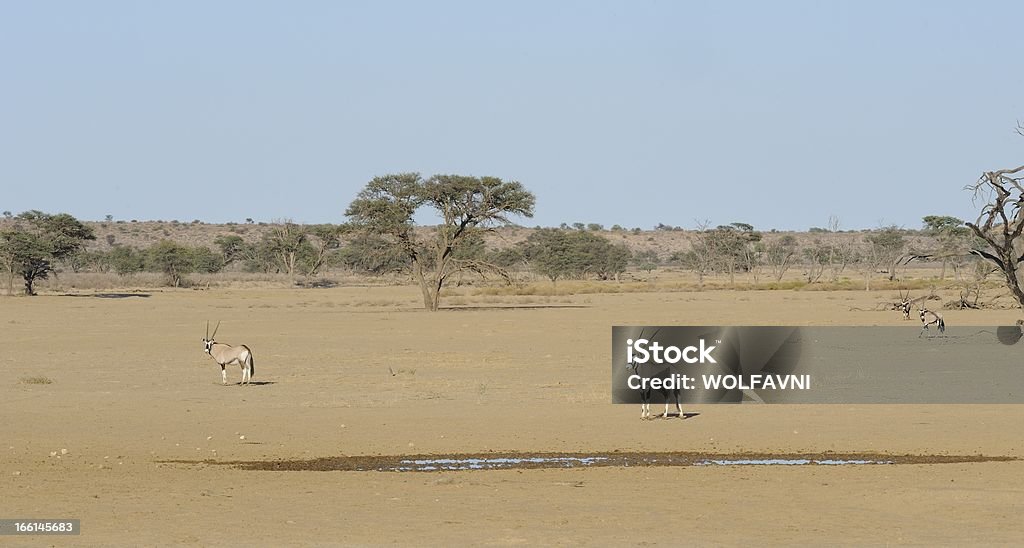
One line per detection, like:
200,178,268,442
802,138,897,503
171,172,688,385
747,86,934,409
965,163,1024,307
522,228,574,283
345,173,535,311
802,240,831,283
822,216,855,282
633,249,660,274
0,211,95,295
109,245,145,276
146,240,196,287
302,224,345,277
709,222,761,285
922,215,971,280
522,229,631,282
264,220,307,275
683,220,717,289
865,226,907,282
764,234,798,282
214,235,247,266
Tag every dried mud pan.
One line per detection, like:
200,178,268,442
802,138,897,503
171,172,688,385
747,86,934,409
168,451,1016,472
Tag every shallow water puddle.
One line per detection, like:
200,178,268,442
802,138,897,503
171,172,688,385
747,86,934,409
695,458,888,466
397,456,610,471
166,451,1014,472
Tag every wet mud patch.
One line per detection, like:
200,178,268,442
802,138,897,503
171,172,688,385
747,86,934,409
164,451,1016,472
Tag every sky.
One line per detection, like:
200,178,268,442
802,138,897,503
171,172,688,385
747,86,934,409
2,1,1022,231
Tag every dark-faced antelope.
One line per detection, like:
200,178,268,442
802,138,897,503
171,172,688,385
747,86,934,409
625,328,683,420
202,321,255,385
918,307,945,338
896,289,913,320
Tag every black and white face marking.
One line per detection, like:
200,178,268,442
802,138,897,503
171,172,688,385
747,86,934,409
203,338,214,354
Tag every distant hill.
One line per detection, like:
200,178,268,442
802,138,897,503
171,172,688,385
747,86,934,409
76,220,940,261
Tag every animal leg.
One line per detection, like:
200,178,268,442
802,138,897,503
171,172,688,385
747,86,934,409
221,365,227,385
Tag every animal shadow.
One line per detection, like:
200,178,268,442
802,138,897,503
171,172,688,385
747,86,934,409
61,292,152,298
656,412,701,420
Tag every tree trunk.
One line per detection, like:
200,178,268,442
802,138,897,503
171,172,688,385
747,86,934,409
1001,249,1024,308
431,276,444,311
24,275,34,295
412,259,440,311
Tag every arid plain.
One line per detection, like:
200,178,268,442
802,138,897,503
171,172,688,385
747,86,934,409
2,283,1023,546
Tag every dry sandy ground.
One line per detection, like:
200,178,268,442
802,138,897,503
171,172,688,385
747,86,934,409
1,286,1023,546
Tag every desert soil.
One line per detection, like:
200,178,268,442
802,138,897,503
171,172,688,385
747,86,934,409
1,286,1023,546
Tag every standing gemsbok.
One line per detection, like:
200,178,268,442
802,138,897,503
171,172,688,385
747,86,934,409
918,307,946,338
625,328,683,420
202,321,255,385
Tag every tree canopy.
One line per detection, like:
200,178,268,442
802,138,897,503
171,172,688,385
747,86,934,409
522,229,632,282
0,211,95,295
345,173,535,310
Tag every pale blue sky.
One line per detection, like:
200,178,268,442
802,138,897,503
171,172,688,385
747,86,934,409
2,1,1022,230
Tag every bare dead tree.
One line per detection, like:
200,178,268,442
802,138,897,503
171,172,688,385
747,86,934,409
951,260,995,310
685,220,717,289
824,216,856,282
965,162,1024,308
764,234,797,282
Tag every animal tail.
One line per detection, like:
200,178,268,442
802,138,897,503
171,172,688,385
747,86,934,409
243,345,254,377
938,318,945,333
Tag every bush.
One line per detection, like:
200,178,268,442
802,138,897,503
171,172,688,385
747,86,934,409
146,241,191,286
110,246,145,276
337,234,410,275
190,246,225,274
522,229,632,282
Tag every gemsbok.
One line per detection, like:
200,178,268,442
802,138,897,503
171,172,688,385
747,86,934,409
896,289,913,320
918,307,946,338
202,321,255,385
625,328,683,420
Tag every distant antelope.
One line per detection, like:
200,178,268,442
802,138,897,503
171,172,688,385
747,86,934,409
896,289,913,320
202,321,255,385
625,328,683,420
918,308,945,338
